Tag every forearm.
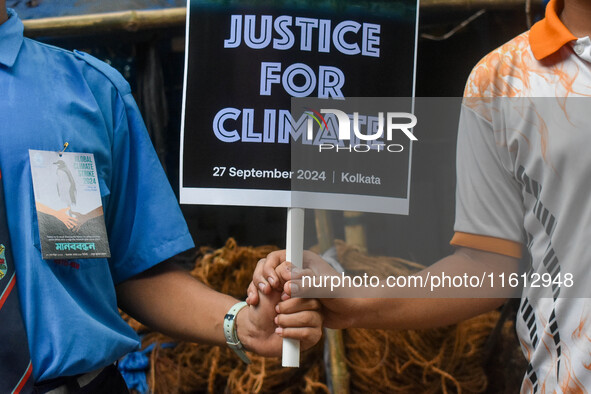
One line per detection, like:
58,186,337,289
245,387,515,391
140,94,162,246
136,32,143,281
117,259,324,357
345,248,519,329
116,261,237,346
351,297,505,330
0,7,7,25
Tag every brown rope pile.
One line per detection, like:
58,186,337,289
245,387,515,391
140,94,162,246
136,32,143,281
342,315,498,393
122,238,517,393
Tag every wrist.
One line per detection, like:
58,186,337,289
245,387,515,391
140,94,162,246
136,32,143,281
347,298,373,328
235,304,253,352
352,298,402,328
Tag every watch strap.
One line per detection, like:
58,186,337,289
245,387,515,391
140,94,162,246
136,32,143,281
223,301,251,364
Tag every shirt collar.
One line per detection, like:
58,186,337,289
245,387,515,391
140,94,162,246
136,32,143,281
572,36,591,63
529,0,577,60
0,8,25,68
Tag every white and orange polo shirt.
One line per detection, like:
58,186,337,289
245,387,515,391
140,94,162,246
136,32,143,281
451,0,591,391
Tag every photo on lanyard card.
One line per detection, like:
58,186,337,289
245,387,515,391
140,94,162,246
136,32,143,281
29,149,111,259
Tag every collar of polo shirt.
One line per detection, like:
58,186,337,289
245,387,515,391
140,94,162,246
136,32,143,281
529,0,578,60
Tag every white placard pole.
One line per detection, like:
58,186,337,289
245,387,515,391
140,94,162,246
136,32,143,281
282,207,304,367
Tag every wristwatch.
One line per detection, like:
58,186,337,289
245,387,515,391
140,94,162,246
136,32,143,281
223,301,251,364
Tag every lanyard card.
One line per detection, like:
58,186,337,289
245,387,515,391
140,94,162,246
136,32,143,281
29,150,111,259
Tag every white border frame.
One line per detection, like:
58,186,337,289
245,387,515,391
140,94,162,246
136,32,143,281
179,0,419,215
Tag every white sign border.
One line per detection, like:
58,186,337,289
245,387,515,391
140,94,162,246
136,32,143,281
180,188,409,215
179,0,419,215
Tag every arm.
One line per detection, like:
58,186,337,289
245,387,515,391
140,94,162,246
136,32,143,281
247,247,519,330
336,247,519,329
0,6,7,25
116,260,322,357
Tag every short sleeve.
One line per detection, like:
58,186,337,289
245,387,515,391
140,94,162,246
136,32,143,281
451,103,524,258
105,92,194,284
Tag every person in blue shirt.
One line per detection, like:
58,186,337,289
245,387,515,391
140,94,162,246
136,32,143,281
0,3,321,392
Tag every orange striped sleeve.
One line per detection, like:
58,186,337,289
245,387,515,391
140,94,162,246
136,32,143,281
450,232,522,258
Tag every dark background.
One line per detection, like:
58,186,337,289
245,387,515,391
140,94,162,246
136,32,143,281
26,0,542,266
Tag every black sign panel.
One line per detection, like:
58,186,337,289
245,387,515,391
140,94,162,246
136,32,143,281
180,0,417,211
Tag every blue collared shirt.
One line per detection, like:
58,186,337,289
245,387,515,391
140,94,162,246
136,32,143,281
0,9,194,381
